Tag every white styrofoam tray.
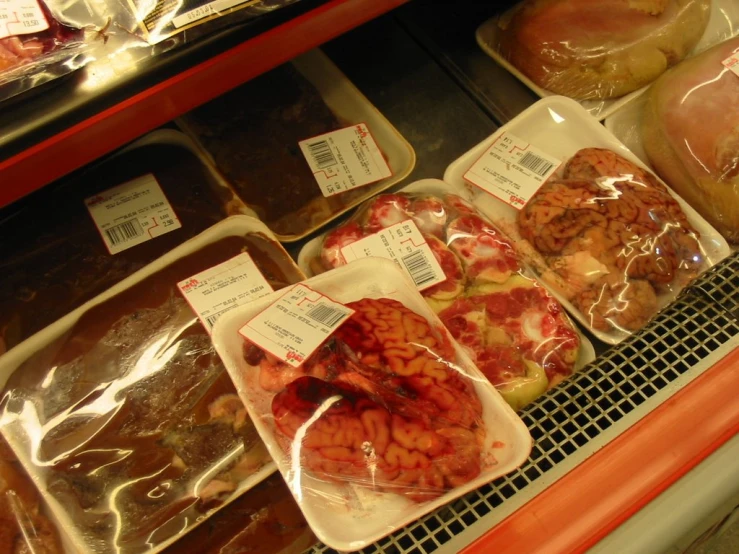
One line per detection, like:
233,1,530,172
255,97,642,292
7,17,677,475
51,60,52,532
443,96,732,345
211,258,533,552
296,177,596,369
476,0,739,121
177,47,416,243
0,215,303,554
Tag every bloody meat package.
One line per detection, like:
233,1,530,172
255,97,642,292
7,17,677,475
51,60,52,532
302,181,588,411
0,218,305,554
212,259,531,551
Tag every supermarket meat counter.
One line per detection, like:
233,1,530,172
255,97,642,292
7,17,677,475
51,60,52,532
0,1,737,553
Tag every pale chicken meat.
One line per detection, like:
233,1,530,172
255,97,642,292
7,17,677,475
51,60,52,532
642,36,739,243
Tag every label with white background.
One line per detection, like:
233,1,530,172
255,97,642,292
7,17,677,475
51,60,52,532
85,174,181,255
178,253,273,333
340,220,446,291
299,123,392,197
171,0,259,29
0,0,48,39
722,53,739,77
240,284,354,367
464,131,560,209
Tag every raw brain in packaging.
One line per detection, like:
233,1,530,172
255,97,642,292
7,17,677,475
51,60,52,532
489,0,710,100
242,297,485,501
642,36,739,244
515,147,705,335
312,192,582,410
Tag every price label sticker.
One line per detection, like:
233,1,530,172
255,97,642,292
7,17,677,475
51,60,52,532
299,123,392,197
0,0,49,39
171,0,259,29
85,174,182,255
464,131,560,209
178,253,273,333
240,284,354,367
722,53,739,77
340,220,447,291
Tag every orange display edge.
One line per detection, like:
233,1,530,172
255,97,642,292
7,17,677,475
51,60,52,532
461,345,739,554
0,0,409,208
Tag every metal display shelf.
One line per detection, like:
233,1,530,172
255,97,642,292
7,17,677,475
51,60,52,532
0,0,409,209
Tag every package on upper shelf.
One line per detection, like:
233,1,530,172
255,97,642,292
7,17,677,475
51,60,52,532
178,48,415,242
298,179,595,411
0,129,252,355
212,259,531,551
0,216,305,554
0,0,93,102
476,0,739,119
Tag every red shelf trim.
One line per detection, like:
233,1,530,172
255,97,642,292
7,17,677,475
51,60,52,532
462,345,739,554
0,0,408,208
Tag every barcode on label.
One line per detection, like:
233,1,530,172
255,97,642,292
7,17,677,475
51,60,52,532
105,219,143,246
205,314,221,328
306,303,348,328
518,151,555,177
307,140,337,170
401,250,436,287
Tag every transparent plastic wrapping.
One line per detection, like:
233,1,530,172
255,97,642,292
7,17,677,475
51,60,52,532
298,179,593,411
212,259,532,551
444,96,731,344
641,36,739,244
0,217,305,554
0,130,252,356
1,436,65,554
160,473,315,554
0,0,93,102
119,0,302,45
476,0,735,119
177,48,415,242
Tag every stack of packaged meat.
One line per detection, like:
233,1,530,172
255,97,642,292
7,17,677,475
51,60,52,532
309,189,583,410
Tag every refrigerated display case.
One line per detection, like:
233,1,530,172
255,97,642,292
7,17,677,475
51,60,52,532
0,1,737,553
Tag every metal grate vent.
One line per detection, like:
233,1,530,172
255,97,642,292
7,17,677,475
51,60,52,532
308,253,739,554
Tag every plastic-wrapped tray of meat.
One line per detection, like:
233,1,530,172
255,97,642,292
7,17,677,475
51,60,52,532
475,0,739,120
177,48,416,242
445,96,731,344
211,258,532,551
297,179,595,411
0,129,255,356
0,216,306,554
0,0,90,102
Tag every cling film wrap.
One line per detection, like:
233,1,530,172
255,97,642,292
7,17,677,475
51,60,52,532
212,260,531,551
641,36,739,244
0,436,65,554
119,0,303,45
306,183,585,412
475,0,739,118
511,147,707,336
0,227,305,554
